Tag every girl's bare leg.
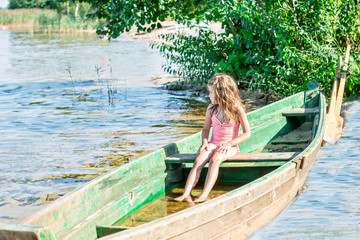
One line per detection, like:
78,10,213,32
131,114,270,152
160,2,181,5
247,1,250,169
174,153,211,202
195,148,238,203
174,145,216,202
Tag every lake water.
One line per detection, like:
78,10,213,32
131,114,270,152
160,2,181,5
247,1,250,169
0,29,359,239
0,29,207,223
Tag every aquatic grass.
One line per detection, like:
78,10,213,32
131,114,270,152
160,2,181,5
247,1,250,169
65,65,76,100
67,61,119,105
95,61,118,104
95,64,106,102
38,13,100,33
66,64,89,102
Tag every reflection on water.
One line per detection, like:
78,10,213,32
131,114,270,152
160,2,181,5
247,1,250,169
251,101,360,240
0,30,208,223
113,182,243,228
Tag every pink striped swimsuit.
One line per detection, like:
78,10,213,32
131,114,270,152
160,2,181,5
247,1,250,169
209,110,240,151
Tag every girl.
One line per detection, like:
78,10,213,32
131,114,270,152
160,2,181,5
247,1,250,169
175,73,251,203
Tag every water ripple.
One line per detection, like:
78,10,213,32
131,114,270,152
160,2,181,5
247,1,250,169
251,101,360,239
0,30,207,223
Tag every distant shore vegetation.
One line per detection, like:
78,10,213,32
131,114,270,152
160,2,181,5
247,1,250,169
0,1,103,33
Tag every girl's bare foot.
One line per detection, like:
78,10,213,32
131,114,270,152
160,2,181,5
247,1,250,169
185,196,195,206
194,195,211,203
174,195,187,202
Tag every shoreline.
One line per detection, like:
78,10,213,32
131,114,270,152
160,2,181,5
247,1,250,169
0,24,96,33
148,75,275,112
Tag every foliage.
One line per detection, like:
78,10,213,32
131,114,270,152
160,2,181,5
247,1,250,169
9,0,46,9
8,0,94,19
154,29,230,86
56,2,94,18
8,0,63,9
84,0,360,97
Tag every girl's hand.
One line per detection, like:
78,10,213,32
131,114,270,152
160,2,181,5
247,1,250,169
217,142,232,154
198,143,208,154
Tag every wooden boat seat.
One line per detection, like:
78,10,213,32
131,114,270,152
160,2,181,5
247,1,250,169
282,108,319,117
165,152,300,168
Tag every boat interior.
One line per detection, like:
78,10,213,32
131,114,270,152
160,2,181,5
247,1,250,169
94,90,322,238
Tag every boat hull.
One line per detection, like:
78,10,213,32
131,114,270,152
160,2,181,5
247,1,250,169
0,89,326,240
100,92,325,239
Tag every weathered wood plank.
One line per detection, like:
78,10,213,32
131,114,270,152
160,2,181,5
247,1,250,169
271,139,309,144
282,107,319,117
165,152,300,163
182,161,287,168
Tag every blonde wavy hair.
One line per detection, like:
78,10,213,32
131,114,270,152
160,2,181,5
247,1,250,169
208,73,245,122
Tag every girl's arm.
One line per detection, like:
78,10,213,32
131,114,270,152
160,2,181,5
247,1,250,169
198,105,213,154
229,106,251,146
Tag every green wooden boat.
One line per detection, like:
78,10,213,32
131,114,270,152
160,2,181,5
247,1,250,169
0,84,325,240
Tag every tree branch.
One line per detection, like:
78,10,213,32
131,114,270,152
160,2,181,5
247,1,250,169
227,19,237,36
290,0,296,9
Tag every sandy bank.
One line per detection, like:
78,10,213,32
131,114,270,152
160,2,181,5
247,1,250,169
124,21,223,44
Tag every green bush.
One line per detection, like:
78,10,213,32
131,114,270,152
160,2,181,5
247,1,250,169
9,0,48,9
153,0,360,97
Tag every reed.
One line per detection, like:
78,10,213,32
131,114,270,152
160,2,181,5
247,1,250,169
37,12,99,33
95,62,118,105
65,65,77,100
0,9,47,25
0,9,100,32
